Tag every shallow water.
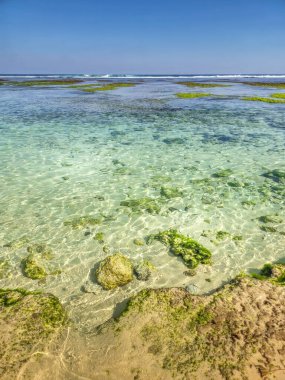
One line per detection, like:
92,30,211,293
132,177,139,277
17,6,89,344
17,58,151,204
0,78,284,329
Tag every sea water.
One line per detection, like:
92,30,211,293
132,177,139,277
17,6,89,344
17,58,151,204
0,77,284,330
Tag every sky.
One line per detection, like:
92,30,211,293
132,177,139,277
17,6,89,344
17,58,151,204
0,0,285,74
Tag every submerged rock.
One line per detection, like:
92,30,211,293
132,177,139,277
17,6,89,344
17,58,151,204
96,253,133,290
262,169,285,183
120,197,161,214
21,254,47,280
27,243,54,260
3,235,29,249
134,260,156,281
0,288,66,378
150,229,212,268
64,215,101,229
160,186,184,199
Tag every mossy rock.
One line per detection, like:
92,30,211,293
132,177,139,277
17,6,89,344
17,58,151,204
120,197,161,214
242,96,285,104
94,232,105,243
64,215,102,229
0,259,13,279
160,186,183,199
134,260,156,281
96,253,133,290
150,229,212,268
0,288,67,377
21,254,47,280
176,92,213,99
133,238,145,246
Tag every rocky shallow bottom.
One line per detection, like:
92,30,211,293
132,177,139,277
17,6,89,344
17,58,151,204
1,264,284,380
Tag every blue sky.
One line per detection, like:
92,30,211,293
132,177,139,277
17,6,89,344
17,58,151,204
1,0,285,74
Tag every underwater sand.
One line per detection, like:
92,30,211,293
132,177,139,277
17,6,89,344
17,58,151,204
0,78,284,330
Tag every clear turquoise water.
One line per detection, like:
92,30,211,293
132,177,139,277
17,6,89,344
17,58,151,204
0,79,284,329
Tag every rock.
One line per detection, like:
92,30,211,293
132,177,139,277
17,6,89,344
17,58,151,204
81,281,101,294
133,238,145,246
21,254,47,280
185,284,199,294
183,269,197,277
96,253,133,290
134,260,156,281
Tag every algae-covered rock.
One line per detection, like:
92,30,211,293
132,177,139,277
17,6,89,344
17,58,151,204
21,254,47,280
251,263,285,285
0,259,13,279
96,253,133,290
0,288,66,378
94,232,105,243
151,229,212,268
120,197,161,214
160,186,184,199
134,260,156,281
64,215,101,229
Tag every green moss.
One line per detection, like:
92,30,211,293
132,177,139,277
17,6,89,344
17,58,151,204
21,254,47,280
120,197,161,214
150,229,212,268
160,186,183,199
212,169,233,178
4,235,29,249
262,169,285,183
96,253,133,290
258,215,282,223
242,96,285,104
27,243,54,260
177,81,228,88
64,215,102,229
94,232,105,243
271,93,285,99
176,92,213,99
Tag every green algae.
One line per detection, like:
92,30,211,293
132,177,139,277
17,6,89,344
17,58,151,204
133,238,145,246
262,169,285,183
0,259,12,279
271,93,285,99
64,215,102,229
10,79,82,87
150,229,212,268
216,231,231,240
94,232,105,243
21,254,47,280
242,96,285,104
4,235,30,249
160,186,183,199
177,81,228,88
212,169,233,178
176,92,213,99
71,82,135,93
241,81,285,89
120,197,161,214
251,263,285,286
258,215,282,223
0,288,67,377
260,225,277,233
96,253,133,290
